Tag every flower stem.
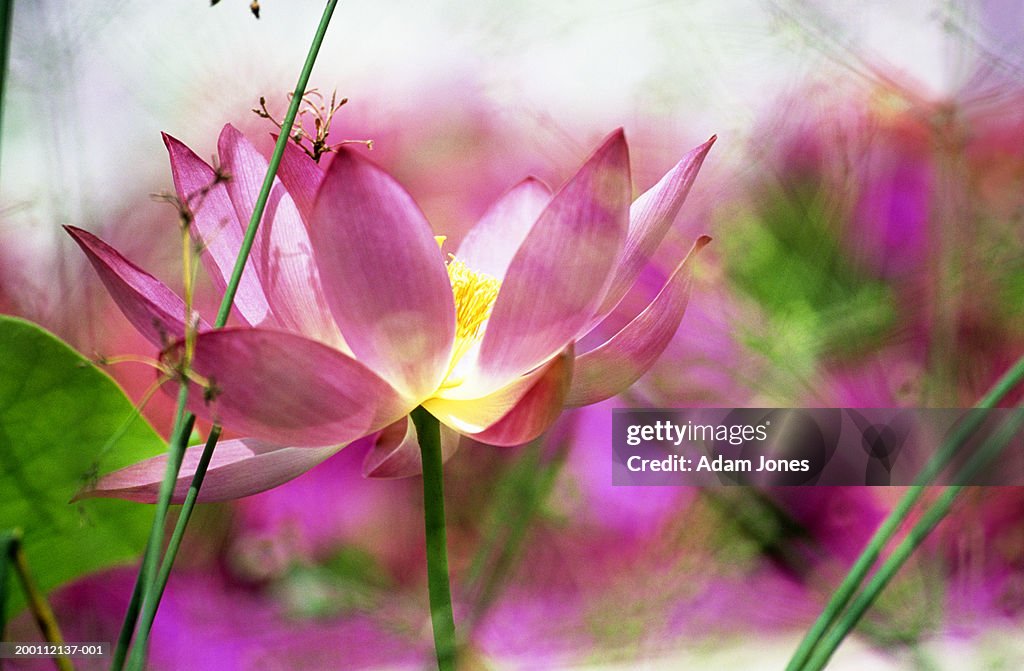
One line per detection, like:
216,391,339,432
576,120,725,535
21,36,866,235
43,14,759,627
799,408,1024,671
412,407,457,670
2,529,75,671
114,2,339,668
786,355,1024,671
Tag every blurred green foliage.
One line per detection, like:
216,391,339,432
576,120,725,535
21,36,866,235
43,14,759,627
0,316,165,618
723,183,897,369
275,546,394,619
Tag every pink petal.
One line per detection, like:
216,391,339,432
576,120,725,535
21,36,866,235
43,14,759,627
361,416,461,479
423,346,572,444
596,135,715,316
567,236,710,407
165,328,410,447
163,131,270,326
309,147,455,399
217,125,343,347
475,130,630,390
454,177,552,281
276,139,325,224
65,226,209,349
77,438,344,503
463,347,573,447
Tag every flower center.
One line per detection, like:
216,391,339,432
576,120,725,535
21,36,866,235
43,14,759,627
447,256,500,344
436,236,501,386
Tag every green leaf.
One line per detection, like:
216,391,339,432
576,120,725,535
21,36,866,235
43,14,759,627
0,315,166,619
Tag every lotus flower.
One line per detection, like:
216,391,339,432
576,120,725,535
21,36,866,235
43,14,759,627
67,124,712,502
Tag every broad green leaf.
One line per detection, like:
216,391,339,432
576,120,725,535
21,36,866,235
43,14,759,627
0,315,166,618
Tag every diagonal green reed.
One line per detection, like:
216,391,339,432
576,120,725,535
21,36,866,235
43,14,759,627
787,355,1024,671
799,407,1024,670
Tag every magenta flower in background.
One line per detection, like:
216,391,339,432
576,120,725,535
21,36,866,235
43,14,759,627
66,124,713,502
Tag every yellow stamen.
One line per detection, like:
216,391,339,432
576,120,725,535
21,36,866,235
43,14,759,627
435,242,501,388
447,257,500,344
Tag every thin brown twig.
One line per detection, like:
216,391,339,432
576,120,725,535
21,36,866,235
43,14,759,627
4,530,74,671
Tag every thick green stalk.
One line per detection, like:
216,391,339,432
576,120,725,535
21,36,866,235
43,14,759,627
116,2,339,667
412,407,457,670
787,355,1024,671
800,408,1024,671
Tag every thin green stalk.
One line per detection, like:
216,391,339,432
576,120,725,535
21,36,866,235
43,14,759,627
0,0,14,178
111,389,192,671
786,354,1024,671
412,407,457,670
146,426,222,611
214,0,338,328
4,529,74,671
122,386,193,671
110,389,193,671
801,408,1024,671
115,3,339,667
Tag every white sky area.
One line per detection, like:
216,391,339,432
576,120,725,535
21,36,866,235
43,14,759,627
0,0,1011,265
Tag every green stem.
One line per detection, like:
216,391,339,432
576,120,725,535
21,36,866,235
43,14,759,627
787,355,1024,671
115,3,339,667
123,385,193,671
214,0,338,328
0,0,13,179
412,407,457,670
4,529,74,671
146,426,222,612
800,408,1024,671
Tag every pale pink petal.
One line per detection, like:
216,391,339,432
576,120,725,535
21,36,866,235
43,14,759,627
423,347,572,444
165,328,411,447
567,236,711,407
454,178,552,281
276,140,324,223
310,147,455,399
77,438,344,503
163,131,269,326
462,347,573,447
475,130,630,390
217,125,344,347
361,416,461,479
66,226,209,349
596,136,715,316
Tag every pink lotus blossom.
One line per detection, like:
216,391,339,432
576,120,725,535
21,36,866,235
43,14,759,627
67,124,712,502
